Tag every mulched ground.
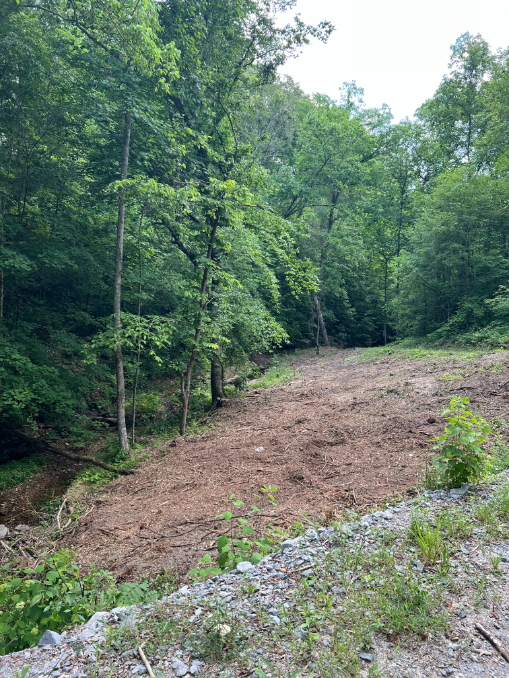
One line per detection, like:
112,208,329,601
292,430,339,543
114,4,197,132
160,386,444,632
57,347,509,580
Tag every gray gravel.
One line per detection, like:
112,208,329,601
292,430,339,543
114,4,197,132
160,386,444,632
3,476,509,677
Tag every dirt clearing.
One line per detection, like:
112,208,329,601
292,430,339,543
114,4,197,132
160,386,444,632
63,347,509,578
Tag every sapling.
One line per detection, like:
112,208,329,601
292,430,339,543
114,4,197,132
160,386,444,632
433,397,491,487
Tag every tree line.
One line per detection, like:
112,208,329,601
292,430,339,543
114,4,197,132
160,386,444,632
1,1,508,446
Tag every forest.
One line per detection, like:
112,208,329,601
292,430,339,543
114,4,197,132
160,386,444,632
2,0,509,449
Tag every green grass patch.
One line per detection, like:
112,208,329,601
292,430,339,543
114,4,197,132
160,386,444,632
249,355,296,389
352,339,486,364
0,454,45,490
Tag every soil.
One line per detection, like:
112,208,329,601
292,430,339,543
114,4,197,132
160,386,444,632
54,347,509,580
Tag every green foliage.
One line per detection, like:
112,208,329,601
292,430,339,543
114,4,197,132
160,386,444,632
0,455,45,490
0,549,157,654
433,397,491,487
189,488,283,581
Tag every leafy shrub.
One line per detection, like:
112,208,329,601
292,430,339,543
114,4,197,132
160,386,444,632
0,549,154,654
433,397,491,487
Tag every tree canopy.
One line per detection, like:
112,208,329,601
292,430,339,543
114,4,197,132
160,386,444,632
1,15,508,442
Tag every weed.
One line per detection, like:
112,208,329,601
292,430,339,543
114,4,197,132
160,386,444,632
433,397,491,487
189,489,284,581
491,553,502,574
439,508,474,540
409,514,444,563
485,438,509,474
7,668,29,678
439,547,450,577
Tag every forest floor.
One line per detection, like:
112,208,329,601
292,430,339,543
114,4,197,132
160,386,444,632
46,345,509,580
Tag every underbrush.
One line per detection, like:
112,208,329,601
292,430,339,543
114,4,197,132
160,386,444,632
0,455,45,490
0,548,177,655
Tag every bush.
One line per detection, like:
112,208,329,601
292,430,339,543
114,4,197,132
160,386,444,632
0,549,154,654
433,397,491,487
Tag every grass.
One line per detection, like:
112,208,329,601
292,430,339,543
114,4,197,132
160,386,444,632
409,514,444,563
352,338,487,364
249,355,296,390
0,454,45,490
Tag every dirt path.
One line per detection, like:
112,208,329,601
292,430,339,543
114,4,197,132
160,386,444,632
63,347,509,578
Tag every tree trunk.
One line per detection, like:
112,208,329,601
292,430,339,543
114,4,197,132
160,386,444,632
114,109,131,452
180,218,219,435
312,291,329,347
211,352,225,407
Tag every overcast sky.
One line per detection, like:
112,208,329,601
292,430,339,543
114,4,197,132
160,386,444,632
279,0,509,123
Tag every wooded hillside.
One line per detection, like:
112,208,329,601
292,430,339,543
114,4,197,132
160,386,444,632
1,1,509,445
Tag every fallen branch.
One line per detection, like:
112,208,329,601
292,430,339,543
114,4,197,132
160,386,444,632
0,540,14,554
8,430,133,474
475,622,509,663
138,643,155,678
56,498,67,530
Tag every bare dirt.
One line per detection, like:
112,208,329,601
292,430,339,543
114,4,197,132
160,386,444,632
54,347,509,580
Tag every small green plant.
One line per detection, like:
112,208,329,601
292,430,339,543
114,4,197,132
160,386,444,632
189,490,283,581
409,514,443,563
8,668,29,678
439,546,450,577
491,553,502,574
433,397,491,487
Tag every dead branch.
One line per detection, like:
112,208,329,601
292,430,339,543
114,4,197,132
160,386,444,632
56,497,67,530
475,622,509,663
138,643,155,678
8,430,133,474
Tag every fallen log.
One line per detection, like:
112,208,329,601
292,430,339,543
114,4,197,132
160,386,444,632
4,430,133,475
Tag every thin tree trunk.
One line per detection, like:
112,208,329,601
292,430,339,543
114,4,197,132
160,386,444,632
131,207,143,447
209,275,225,408
114,109,131,452
312,292,329,348
180,218,219,435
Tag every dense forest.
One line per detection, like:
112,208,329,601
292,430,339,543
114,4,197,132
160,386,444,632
1,0,509,448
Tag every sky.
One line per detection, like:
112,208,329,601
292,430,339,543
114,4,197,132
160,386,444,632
279,0,509,123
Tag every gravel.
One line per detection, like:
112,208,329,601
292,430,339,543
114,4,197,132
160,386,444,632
3,474,509,677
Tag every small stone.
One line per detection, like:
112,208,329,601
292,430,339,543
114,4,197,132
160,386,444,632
236,561,256,574
294,626,308,640
359,653,373,662
0,525,8,539
280,538,301,552
131,666,147,675
171,658,189,676
38,630,62,646
85,611,109,630
254,447,264,452
14,524,30,533
449,485,469,498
